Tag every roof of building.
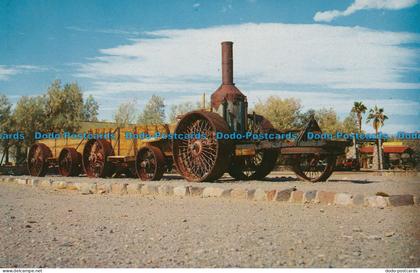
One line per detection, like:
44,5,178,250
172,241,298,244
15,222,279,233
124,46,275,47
360,146,412,154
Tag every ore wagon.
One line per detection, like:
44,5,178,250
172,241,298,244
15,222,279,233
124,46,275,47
27,124,175,180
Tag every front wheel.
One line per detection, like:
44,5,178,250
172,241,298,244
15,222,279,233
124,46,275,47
229,150,278,180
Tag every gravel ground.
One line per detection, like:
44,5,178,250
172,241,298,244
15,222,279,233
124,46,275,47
0,182,419,268
11,171,420,195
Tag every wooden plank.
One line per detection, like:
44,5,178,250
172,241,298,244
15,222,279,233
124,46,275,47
36,123,176,160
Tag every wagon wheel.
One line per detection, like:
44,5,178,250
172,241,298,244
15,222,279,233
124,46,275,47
229,114,278,180
27,143,52,177
58,148,82,177
135,146,165,181
229,149,278,180
172,111,233,182
82,139,115,178
292,154,336,182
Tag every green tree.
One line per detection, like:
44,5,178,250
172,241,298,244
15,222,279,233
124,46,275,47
342,112,359,133
44,80,84,132
0,94,13,163
169,101,196,123
366,105,388,135
366,105,388,170
351,101,367,133
138,95,165,125
82,95,99,122
314,107,342,134
114,101,137,127
13,96,48,147
0,94,11,122
253,96,302,131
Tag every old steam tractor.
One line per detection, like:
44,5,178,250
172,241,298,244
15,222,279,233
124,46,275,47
27,41,349,182
172,41,348,182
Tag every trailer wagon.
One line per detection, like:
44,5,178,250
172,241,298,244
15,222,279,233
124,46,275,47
28,124,175,180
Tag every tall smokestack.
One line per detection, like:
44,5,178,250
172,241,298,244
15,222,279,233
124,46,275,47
221,41,233,85
211,41,246,111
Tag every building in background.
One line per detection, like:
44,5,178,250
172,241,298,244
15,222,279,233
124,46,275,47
360,142,415,170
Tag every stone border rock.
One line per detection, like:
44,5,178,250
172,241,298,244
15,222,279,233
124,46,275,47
1,176,418,208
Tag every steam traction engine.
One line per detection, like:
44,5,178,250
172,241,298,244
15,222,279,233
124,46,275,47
27,41,349,182
172,41,349,182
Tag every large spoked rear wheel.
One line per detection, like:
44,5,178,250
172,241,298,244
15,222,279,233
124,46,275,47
292,154,336,182
58,148,82,177
135,146,165,181
172,111,233,182
82,139,115,178
27,143,52,177
229,150,278,180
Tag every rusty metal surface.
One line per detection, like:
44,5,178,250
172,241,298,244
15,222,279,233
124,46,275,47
27,143,52,177
235,144,256,156
82,139,115,178
211,41,246,110
172,111,233,182
58,147,82,177
135,146,165,181
291,154,336,182
228,114,279,180
280,147,327,155
222,41,233,85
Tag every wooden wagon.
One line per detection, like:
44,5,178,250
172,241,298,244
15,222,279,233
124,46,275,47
28,124,175,180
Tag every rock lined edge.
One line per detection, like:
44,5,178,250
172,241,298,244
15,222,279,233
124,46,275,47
1,176,418,208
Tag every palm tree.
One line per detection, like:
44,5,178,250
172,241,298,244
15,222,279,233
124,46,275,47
366,106,388,170
351,101,367,133
366,105,388,136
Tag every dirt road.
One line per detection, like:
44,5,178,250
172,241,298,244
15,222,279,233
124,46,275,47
0,182,419,268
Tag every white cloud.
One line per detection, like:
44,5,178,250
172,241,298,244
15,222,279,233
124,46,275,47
85,80,213,95
193,3,200,8
78,23,420,130
0,66,17,80
314,0,418,22
0,65,46,81
79,23,420,91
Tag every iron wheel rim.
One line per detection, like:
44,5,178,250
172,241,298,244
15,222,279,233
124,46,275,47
172,111,232,182
58,148,81,177
136,146,165,181
27,143,51,177
292,154,335,182
82,139,114,178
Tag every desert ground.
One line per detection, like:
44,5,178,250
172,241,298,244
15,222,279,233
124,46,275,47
0,171,419,268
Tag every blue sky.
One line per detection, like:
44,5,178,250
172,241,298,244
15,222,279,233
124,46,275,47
1,0,419,133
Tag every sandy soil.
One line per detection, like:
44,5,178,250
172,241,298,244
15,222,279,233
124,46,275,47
0,182,419,268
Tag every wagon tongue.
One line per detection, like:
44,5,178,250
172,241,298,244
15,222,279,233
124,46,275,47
211,41,247,110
